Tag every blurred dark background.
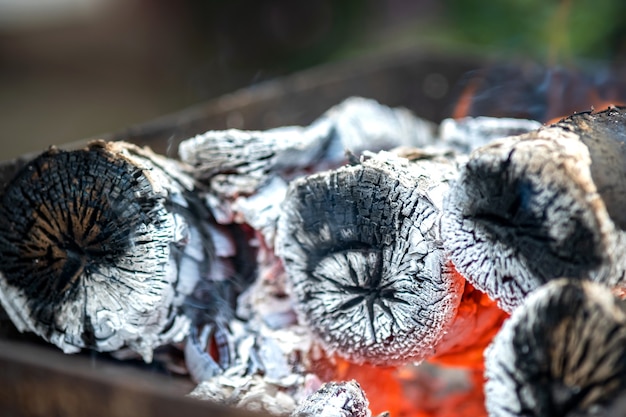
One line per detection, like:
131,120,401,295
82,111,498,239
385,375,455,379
1,0,626,159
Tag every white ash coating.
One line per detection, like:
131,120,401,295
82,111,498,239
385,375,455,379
441,126,616,312
187,317,316,415
276,151,462,365
179,96,436,191
186,238,318,412
0,141,211,361
190,374,298,415
178,97,436,246
291,380,372,417
485,279,626,417
438,116,542,154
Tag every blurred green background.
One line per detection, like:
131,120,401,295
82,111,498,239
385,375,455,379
1,0,625,159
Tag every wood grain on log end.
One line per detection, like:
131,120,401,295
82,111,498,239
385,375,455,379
0,141,212,361
485,279,626,417
442,108,626,312
276,152,462,365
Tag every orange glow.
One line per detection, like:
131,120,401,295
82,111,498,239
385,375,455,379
334,359,414,416
431,266,509,369
332,358,487,417
398,366,487,417
452,76,483,119
450,64,626,124
541,71,626,122
546,100,625,125
308,264,506,416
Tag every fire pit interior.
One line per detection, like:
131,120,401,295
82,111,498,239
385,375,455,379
2,48,626,417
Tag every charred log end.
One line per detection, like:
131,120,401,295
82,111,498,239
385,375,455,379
485,279,626,416
442,130,609,312
276,154,463,365
0,141,207,360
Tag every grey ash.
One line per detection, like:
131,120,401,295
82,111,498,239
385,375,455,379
291,380,373,417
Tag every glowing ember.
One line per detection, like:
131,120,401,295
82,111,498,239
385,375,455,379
430,267,509,370
327,358,487,417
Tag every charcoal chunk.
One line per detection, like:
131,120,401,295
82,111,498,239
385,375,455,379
0,141,212,361
442,108,626,312
276,152,462,365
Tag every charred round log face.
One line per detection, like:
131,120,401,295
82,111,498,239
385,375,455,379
276,152,463,365
485,279,626,417
0,141,211,361
441,110,626,312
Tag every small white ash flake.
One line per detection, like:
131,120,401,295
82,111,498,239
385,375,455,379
190,374,299,415
187,317,318,415
291,380,373,417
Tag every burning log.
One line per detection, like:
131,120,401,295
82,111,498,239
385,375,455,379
442,107,626,312
275,151,462,365
0,93,548,416
0,141,213,361
484,279,626,416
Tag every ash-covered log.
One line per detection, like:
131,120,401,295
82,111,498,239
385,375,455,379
442,107,626,312
275,151,464,365
177,97,437,247
485,279,626,417
0,141,213,361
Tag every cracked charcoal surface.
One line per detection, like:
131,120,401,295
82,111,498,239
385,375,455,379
0,141,212,360
485,279,626,417
441,108,626,312
276,152,462,365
